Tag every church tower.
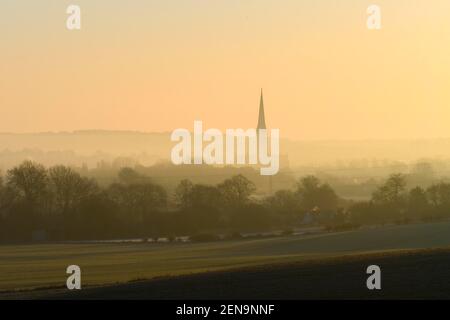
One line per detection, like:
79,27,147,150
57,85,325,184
256,89,273,194
257,89,266,130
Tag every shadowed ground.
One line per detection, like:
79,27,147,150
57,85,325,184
4,247,450,299
3,221,450,299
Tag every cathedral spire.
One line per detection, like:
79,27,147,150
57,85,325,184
257,88,266,130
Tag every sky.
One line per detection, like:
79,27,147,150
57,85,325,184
1,0,450,140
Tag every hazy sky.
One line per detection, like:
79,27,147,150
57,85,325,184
2,0,450,140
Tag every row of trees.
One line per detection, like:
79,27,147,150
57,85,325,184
349,173,450,225
0,161,342,242
0,162,167,241
1,161,448,243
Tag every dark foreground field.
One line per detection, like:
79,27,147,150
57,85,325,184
4,221,450,299
6,247,450,299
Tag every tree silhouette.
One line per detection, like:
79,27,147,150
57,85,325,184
218,174,256,208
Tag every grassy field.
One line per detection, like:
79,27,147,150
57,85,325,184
2,220,450,294
32,247,450,299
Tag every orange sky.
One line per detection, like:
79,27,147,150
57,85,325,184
2,0,450,140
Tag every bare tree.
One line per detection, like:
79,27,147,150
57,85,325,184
48,165,98,215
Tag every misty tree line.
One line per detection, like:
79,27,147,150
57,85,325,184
0,161,339,242
0,161,448,242
349,173,450,225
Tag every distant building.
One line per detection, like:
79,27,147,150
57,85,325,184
256,89,289,171
257,89,267,130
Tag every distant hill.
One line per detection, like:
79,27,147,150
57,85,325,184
0,130,170,156
1,130,450,169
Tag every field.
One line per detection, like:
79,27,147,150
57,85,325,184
3,221,450,299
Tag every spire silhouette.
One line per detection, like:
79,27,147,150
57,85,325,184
257,89,266,130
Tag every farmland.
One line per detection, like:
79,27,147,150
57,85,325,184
2,221,450,299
